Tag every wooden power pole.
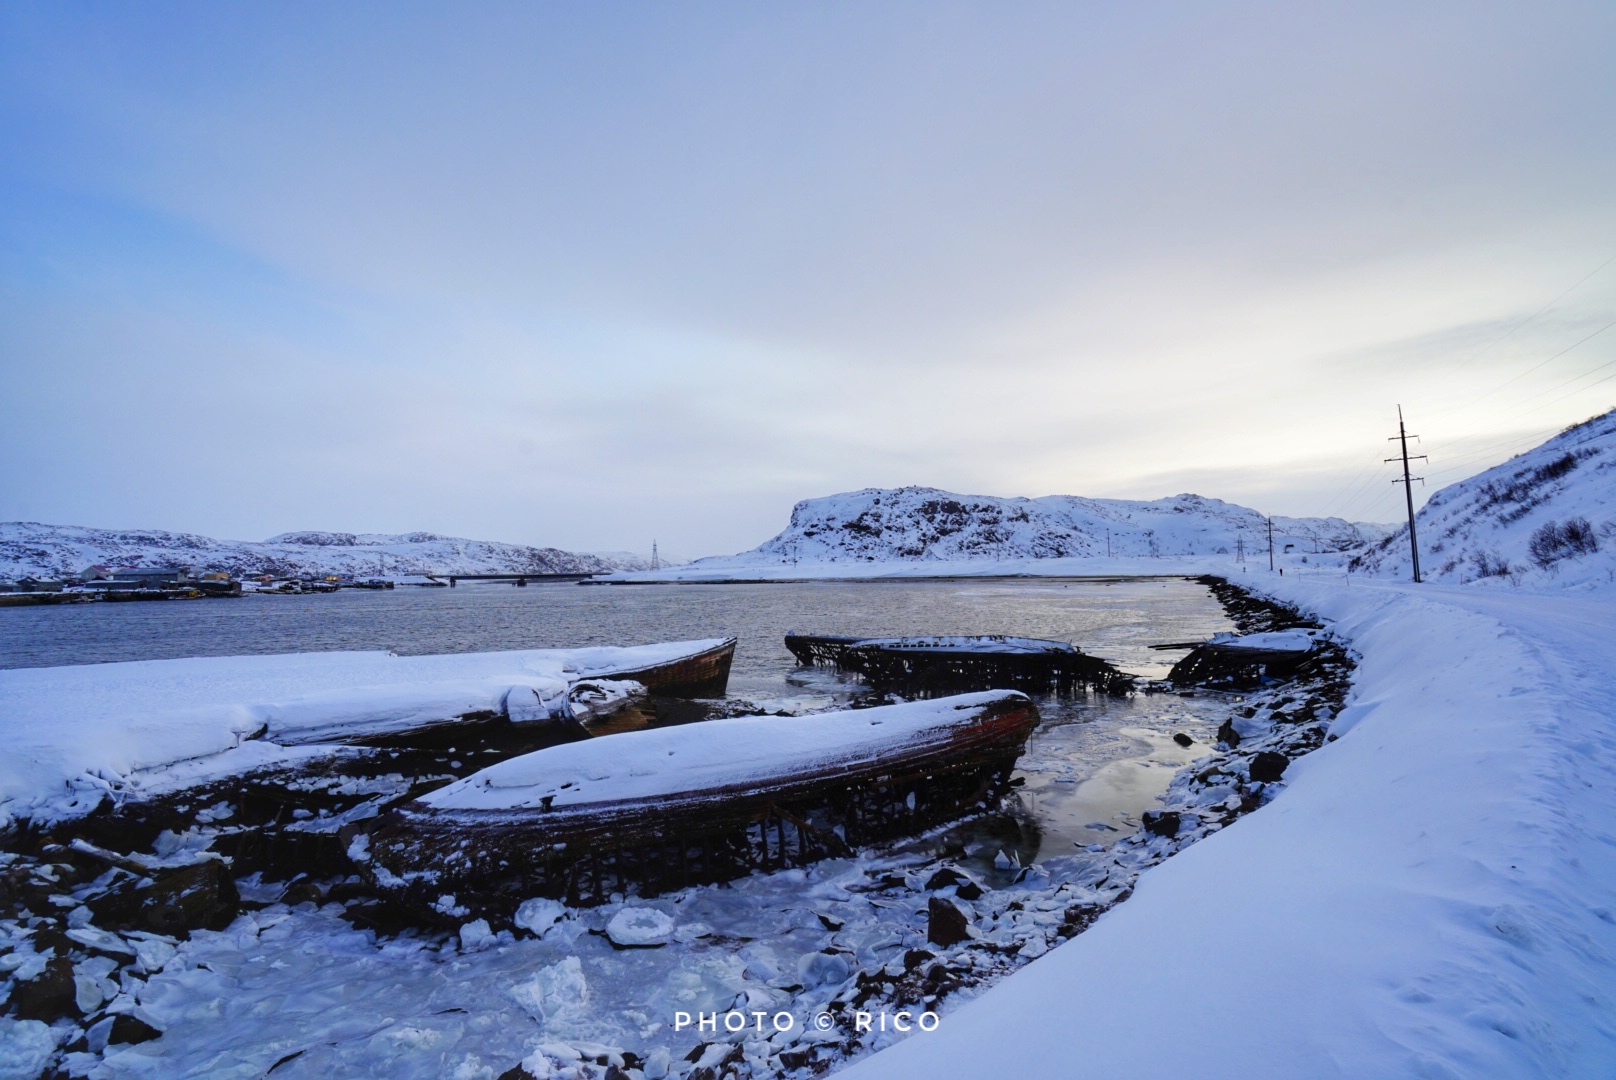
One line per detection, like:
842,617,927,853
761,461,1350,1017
1386,406,1427,583
1267,518,1274,571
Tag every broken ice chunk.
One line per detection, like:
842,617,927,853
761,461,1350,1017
604,906,674,947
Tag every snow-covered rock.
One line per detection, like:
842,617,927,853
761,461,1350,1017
666,487,1390,571
604,908,675,948
0,522,651,581
1352,407,1616,589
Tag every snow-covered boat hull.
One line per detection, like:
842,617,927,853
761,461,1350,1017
785,633,1133,696
588,636,736,697
360,691,1039,914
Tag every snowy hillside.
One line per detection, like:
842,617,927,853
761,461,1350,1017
0,523,649,581
689,487,1391,569
1351,408,1616,588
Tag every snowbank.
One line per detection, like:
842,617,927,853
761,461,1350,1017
843,578,1616,1079
0,640,727,827
420,691,1028,811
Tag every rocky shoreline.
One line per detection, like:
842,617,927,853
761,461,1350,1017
0,576,1351,1079
498,576,1355,1080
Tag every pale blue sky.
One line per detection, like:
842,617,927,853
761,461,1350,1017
2,2,1614,558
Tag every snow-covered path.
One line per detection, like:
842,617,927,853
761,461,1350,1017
841,580,1616,1079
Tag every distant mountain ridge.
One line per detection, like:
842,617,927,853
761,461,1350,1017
0,523,650,581
1351,407,1616,588
688,487,1394,568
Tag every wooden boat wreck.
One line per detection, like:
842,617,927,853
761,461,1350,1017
336,637,737,749
587,636,736,698
1167,629,1323,690
358,690,1039,915
785,633,1134,697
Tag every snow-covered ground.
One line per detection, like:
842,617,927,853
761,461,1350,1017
1352,407,1616,590
842,575,1616,1079
0,641,725,829
0,523,650,582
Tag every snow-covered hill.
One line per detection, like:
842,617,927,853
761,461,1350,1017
0,523,649,581
1351,408,1616,588
687,487,1392,569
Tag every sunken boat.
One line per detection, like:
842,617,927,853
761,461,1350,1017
785,633,1134,697
358,690,1039,914
1167,629,1323,690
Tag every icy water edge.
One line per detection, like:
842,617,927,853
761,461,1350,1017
0,577,1290,1080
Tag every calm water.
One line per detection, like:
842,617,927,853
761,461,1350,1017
0,577,1238,862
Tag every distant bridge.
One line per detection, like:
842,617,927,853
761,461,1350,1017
423,572,598,587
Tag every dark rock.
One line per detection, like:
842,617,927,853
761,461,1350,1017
1216,719,1241,748
1172,732,1194,747
10,954,79,1021
816,913,844,931
1249,751,1289,783
923,867,964,890
927,896,971,948
903,948,936,971
779,1048,812,1070
1140,810,1181,838
496,1067,539,1080
954,879,984,901
109,1013,163,1045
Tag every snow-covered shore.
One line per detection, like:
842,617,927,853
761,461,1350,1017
842,576,1616,1079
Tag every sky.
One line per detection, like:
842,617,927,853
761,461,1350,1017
1,2,1614,560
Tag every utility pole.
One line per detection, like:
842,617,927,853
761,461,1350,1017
1106,529,1111,558
1236,533,1245,563
1266,518,1274,571
1385,405,1427,583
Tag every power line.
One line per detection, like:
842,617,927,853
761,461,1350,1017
1451,251,1616,373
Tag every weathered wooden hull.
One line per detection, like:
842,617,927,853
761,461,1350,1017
362,694,1039,915
1168,644,1315,689
785,633,1133,697
592,636,737,698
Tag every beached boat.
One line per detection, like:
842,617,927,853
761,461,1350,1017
1167,629,1323,689
358,690,1039,913
586,635,736,698
785,633,1133,697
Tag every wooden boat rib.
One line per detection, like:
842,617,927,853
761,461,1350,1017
785,632,1133,697
360,690,1038,914
1167,629,1322,689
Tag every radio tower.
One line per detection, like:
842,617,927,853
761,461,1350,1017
651,540,660,572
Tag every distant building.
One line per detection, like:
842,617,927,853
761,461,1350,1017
108,566,195,588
